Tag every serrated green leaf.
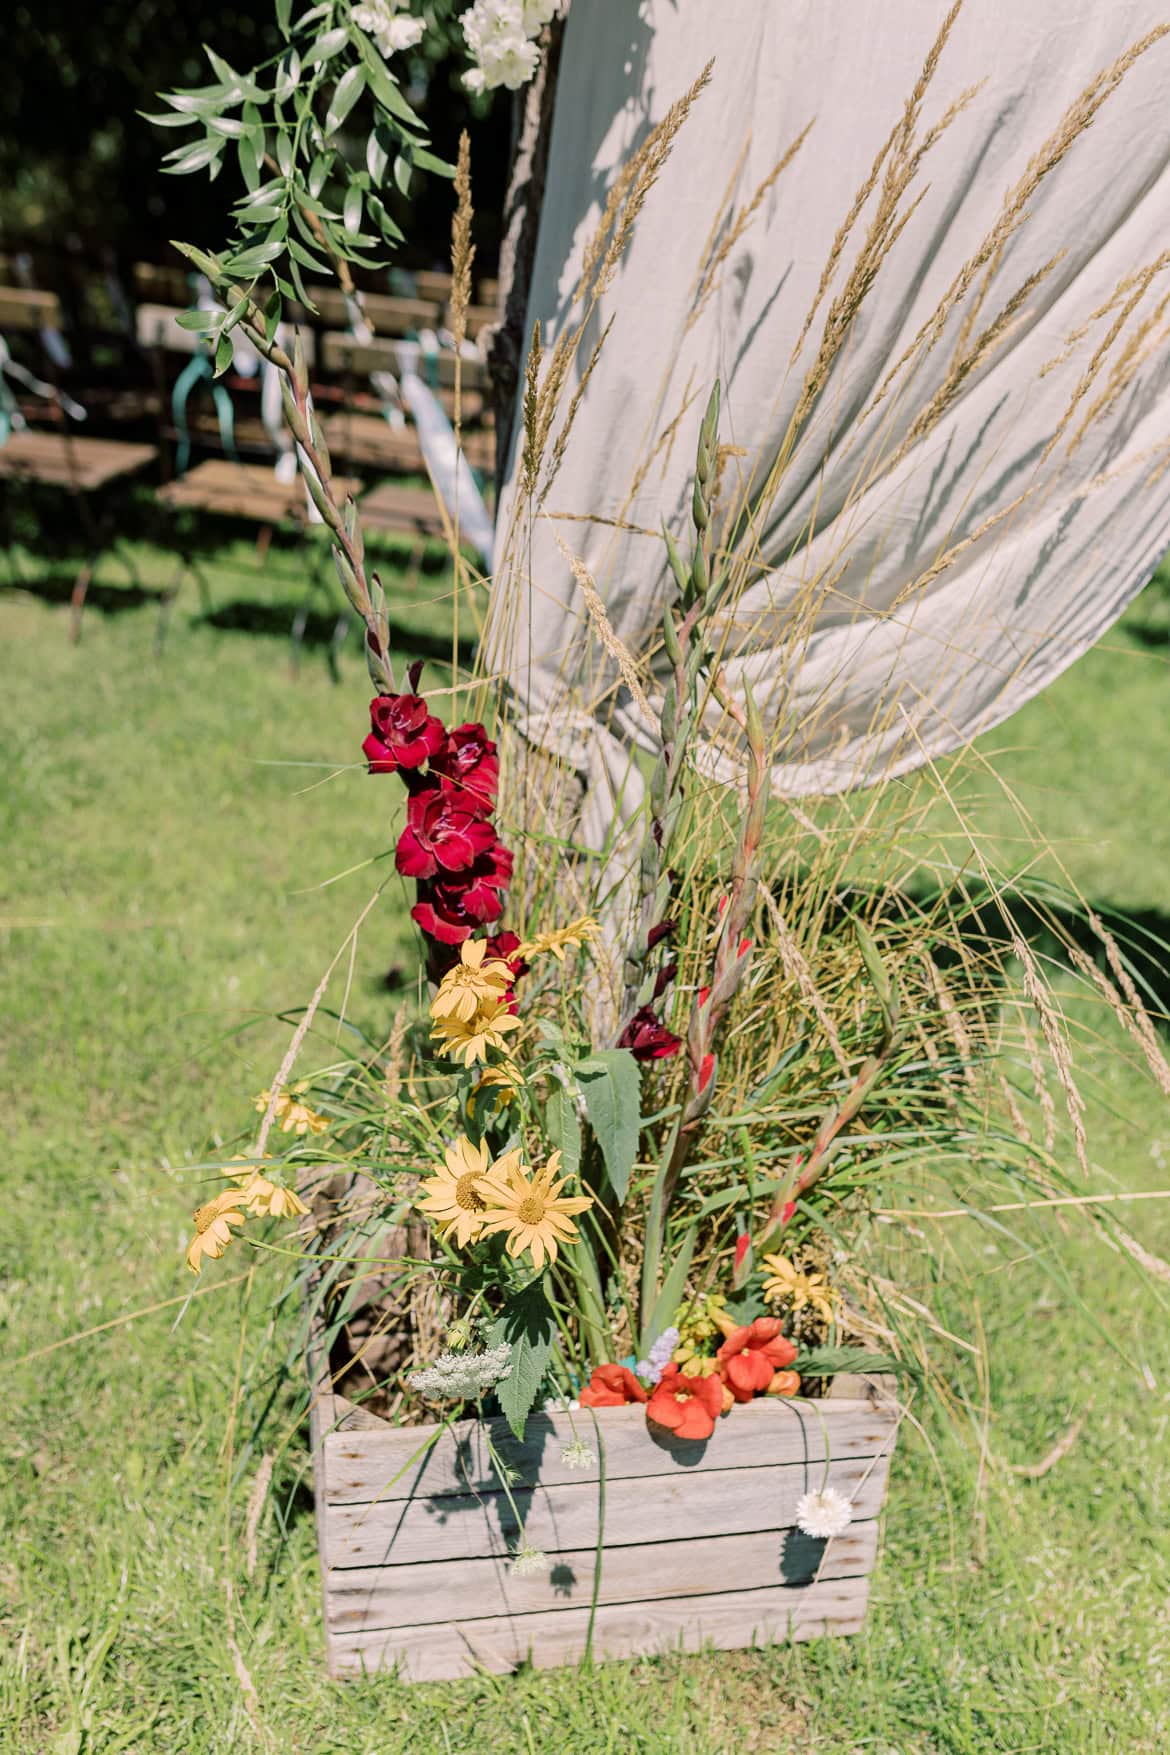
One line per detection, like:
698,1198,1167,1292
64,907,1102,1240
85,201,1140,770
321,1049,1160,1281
488,1285,556,1441
576,1049,641,1201
304,26,349,68
326,63,366,135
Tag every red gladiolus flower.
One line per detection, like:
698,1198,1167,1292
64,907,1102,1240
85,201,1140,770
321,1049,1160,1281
716,1318,799,1402
362,694,446,773
646,1365,723,1440
652,961,678,1000
579,1363,649,1408
395,789,497,879
617,1006,681,1061
485,930,528,981
431,723,499,814
646,918,676,951
698,1052,715,1091
412,841,513,942
779,1199,796,1227
733,1232,751,1276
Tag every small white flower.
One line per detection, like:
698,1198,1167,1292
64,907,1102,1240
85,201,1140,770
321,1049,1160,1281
560,1438,597,1471
522,0,561,29
794,1486,853,1539
409,1342,513,1401
509,1539,548,1577
353,0,425,56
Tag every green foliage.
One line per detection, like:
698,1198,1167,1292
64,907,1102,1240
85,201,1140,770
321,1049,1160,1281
574,1048,641,1201
488,1282,557,1440
146,3,453,311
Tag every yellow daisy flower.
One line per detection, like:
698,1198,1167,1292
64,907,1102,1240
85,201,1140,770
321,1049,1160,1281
415,1135,494,1247
762,1252,837,1325
252,1088,330,1136
232,1172,310,1220
476,1150,593,1271
430,938,515,1025
186,1190,247,1274
515,916,599,963
431,998,522,1066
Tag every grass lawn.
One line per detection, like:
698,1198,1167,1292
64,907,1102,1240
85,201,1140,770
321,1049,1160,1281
2,543,1169,1753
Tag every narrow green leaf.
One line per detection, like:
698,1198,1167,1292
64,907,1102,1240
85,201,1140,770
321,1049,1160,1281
175,309,216,333
141,110,200,130
162,137,225,176
205,114,247,138
214,331,235,377
643,1231,697,1355
276,0,292,33
276,131,294,177
343,184,363,237
274,48,301,104
304,26,349,68
366,128,389,185
326,64,366,135
576,1049,641,1202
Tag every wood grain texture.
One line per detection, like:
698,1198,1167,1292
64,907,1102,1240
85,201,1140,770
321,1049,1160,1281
327,1520,880,1634
321,1396,898,1506
157,460,359,523
0,286,63,331
321,412,494,474
322,1452,891,1571
0,433,156,489
330,1574,874,1680
320,332,487,391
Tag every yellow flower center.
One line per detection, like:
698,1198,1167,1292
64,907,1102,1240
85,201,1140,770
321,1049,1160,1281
674,1391,689,1405
517,1193,546,1226
455,1173,486,1214
193,1201,221,1233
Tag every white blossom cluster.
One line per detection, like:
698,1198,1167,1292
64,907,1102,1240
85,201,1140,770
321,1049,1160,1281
408,1343,513,1401
460,0,562,94
352,0,425,57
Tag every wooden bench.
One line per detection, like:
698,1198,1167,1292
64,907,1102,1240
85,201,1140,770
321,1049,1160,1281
320,332,489,393
357,478,450,543
0,430,155,490
321,411,494,475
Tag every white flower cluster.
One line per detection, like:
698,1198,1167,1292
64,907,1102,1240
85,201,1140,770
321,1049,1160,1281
352,0,425,57
460,0,561,95
408,1343,513,1401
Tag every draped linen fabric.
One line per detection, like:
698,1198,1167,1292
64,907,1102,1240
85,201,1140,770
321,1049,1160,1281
487,0,1170,847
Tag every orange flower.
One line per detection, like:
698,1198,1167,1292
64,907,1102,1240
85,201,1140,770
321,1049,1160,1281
646,1364,723,1440
766,1370,802,1398
716,1317,798,1402
579,1363,648,1408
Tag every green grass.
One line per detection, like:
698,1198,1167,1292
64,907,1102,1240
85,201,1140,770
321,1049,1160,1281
2,552,1170,1753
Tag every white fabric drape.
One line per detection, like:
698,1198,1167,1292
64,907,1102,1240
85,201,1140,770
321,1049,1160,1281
488,0,1170,839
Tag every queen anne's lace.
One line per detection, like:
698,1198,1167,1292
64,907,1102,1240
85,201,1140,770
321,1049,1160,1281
408,1343,513,1400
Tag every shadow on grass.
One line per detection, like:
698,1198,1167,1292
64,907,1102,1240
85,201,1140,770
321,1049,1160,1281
1,572,167,614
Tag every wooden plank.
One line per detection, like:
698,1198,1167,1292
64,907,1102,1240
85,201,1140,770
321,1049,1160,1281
357,479,449,541
321,412,494,474
321,1397,898,1506
321,331,487,391
330,1573,874,1680
0,432,156,489
0,286,63,331
306,287,442,333
323,1452,890,1570
326,1519,880,1635
157,459,358,523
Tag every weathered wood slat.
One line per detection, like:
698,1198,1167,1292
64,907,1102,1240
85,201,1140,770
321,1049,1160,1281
136,303,318,365
306,287,442,334
320,412,494,475
330,1574,874,1680
0,432,156,489
357,479,450,541
321,331,488,391
323,1453,890,1570
321,1397,898,1506
0,286,63,331
327,1520,880,1634
157,459,359,523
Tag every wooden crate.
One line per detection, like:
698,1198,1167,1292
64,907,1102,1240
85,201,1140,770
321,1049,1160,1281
310,1355,898,1681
